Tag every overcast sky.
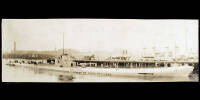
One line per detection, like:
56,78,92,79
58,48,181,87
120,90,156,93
2,19,199,54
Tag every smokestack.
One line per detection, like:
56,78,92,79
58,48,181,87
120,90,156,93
14,41,16,53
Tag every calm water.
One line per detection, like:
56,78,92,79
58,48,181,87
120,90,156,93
2,59,198,82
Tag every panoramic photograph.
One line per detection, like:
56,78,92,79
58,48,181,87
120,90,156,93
2,19,199,82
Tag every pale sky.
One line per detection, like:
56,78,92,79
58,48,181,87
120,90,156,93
2,19,199,55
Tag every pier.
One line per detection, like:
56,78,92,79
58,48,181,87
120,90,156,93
5,57,198,68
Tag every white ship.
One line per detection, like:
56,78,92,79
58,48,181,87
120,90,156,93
7,59,194,78
5,52,195,78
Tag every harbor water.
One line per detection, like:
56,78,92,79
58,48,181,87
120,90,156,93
2,59,198,82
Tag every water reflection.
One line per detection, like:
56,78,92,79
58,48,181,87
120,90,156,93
2,60,198,82
58,75,74,82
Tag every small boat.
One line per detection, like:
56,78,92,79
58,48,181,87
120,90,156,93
6,63,16,66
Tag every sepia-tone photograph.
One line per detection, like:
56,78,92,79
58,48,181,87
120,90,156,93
2,19,199,82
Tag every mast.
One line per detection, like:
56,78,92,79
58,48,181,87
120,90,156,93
143,48,146,57
185,22,189,58
152,46,156,57
165,46,169,61
185,27,188,54
14,41,16,53
63,33,64,55
55,44,56,51
174,41,178,61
